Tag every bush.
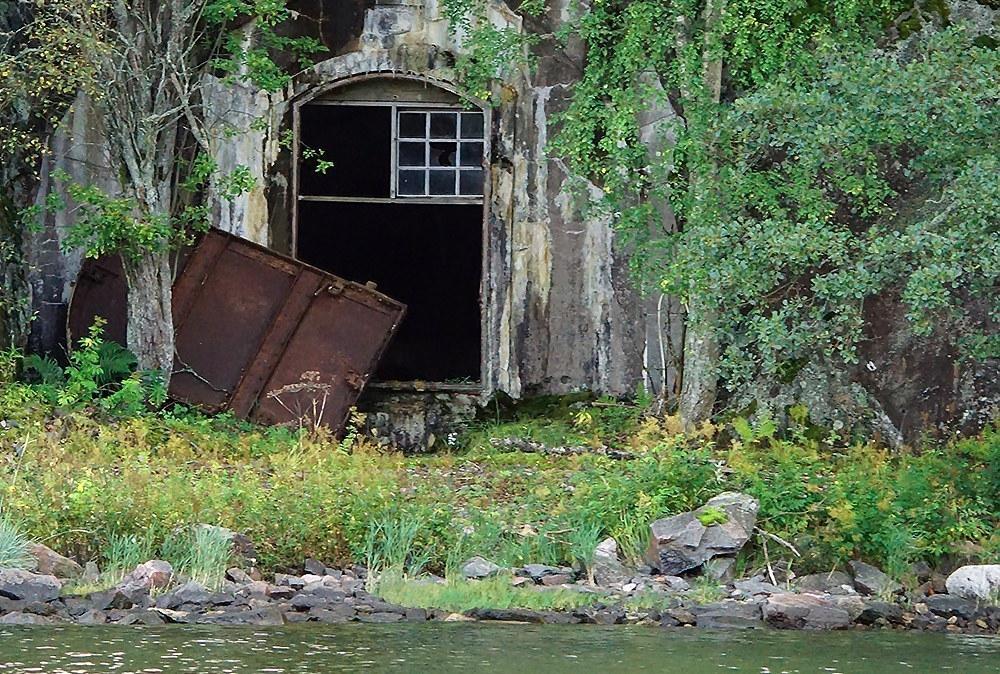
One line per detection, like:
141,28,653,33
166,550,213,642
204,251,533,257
0,516,33,569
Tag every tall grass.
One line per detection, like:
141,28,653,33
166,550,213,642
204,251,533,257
162,526,232,590
103,532,155,581
0,516,34,569
377,575,600,613
362,515,429,590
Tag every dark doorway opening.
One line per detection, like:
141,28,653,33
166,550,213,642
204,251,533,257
295,96,486,385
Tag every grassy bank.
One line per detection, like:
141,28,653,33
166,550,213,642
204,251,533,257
1,337,997,583
1,389,996,583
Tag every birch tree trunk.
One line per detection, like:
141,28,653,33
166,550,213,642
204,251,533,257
678,0,725,428
121,248,174,375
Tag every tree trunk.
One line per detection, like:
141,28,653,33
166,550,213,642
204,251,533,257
678,303,719,426
121,248,174,377
677,0,726,428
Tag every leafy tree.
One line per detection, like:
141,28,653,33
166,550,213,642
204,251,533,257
5,1,321,374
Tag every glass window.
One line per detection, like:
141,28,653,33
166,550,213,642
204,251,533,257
396,109,484,197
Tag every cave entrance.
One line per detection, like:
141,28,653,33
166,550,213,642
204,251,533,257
292,78,487,388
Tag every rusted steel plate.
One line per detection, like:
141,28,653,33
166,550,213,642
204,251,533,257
67,229,406,434
66,254,128,348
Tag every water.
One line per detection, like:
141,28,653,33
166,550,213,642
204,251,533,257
0,624,996,673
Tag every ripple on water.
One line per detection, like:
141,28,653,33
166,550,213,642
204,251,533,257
0,625,997,673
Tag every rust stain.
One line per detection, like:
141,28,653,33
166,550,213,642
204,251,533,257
67,229,406,434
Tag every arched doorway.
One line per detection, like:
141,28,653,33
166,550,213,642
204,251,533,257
292,76,488,389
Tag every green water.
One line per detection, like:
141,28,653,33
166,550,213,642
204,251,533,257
0,624,996,673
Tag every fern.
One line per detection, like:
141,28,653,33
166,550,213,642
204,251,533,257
96,341,137,385
23,354,65,386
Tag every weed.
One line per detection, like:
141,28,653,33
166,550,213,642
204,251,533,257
0,516,33,569
697,506,728,527
162,526,232,590
376,574,599,613
102,532,154,582
687,577,726,604
362,515,429,589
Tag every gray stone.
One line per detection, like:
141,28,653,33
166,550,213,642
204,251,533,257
460,556,501,579
309,605,355,623
404,607,428,621
226,568,252,584
273,573,305,589
0,569,62,603
945,565,1000,601
540,574,574,586
76,609,107,625
356,611,404,623
0,611,54,625
23,600,58,616
924,594,976,620
857,600,905,625
266,584,295,600
703,556,736,582
764,594,851,630
117,560,173,596
693,600,763,629
645,492,758,575
28,543,82,579
849,561,901,596
466,607,546,623
830,595,866,621
795,571,855,594
591,538,630,586
157,580,213,609
82,561,100,584
303,558,327,576
151,608,191,624
521,564,562,582
734,579,786,597
89,589,133,610
198,607,285,626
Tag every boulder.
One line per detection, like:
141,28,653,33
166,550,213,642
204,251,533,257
76,609,108,625
117,560,174,597
540,574,574,586
692,600,763,629
924,594,976,621
0,569,62,603
28,543,82,579
156,580,213,609
309,604,355,623
645,492,758,575
733,579,786,597
945,565,1000,601
460,556,501,579
764,594,851,630
857,600,905,625
520,564,562,582
303,558,327,576
591,538,630,586
849,561,901,596
0,611,54,625
198,606,285,626
89,588,133,611
82,561,100,584
795,571,855,594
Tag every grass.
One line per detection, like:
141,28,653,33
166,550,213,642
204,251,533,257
376,573,601,613
165,526,232,590
0,516,34,569
0,370,997,580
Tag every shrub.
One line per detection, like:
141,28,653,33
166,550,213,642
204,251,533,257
0,516,33,569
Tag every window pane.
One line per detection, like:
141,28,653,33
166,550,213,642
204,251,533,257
429,142,457,168
398,170,426,195
460,113,484,139
399,142,425,167
459,142,483,167
399,112,425,138
430,113,457,139
459,169,484,196
429,169,457,195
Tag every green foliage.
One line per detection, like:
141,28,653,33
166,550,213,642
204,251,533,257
22,318,165,415
163,526,232,590
102,532,155,581
0,515,33,569
362,515,430,587
377,574,599,613
696,506,728,527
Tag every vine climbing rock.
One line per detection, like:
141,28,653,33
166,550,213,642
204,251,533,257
645,492,759,576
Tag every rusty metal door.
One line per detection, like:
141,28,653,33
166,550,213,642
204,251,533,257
67,229,406,434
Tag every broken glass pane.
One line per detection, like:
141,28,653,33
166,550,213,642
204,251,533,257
429,142,457,167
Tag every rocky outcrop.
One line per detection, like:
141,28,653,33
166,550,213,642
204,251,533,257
763,593,851,630
460,557,501,579
27,543,82,579
591,538,630,586
645,492,758,575
849,561,901,596
945,565,1000,601
0,569,62,603
117,560,174,598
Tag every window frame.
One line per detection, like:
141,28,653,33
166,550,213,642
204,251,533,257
295,100,487,206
